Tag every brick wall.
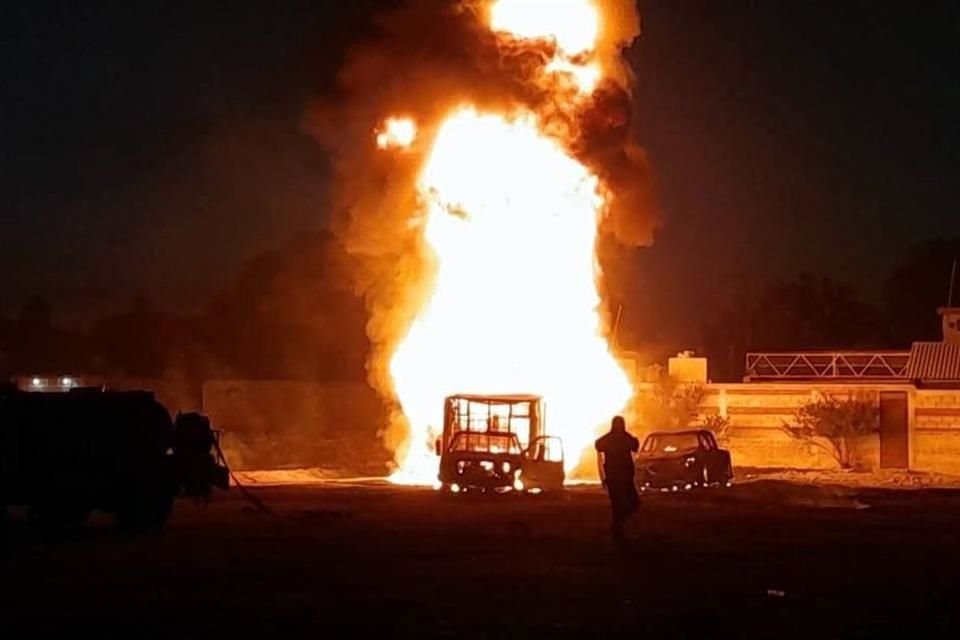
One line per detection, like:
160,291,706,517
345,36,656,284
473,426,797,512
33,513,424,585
94,375,960,475
913,390,960,474
633,382,960,473
709,385,847,469
202,380,389,472
107,377,202,416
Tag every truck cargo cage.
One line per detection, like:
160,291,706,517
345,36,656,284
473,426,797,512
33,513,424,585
443,393,544,450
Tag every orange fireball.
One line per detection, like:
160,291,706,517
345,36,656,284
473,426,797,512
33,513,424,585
382,0,631,484
376,116,417,150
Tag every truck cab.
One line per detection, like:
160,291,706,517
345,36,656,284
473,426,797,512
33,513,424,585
435,394,564,493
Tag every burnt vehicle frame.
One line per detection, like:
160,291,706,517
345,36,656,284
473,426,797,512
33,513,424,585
435,393,564,493
636,429,733,491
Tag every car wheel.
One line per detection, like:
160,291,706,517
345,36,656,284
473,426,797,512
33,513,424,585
721,465,734,487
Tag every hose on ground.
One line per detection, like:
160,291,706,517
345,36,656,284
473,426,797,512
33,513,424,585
212,437,275,516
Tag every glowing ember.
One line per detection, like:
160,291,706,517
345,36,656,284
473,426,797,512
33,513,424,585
376,116,417,149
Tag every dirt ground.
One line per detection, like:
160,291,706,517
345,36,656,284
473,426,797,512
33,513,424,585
3,481,959,638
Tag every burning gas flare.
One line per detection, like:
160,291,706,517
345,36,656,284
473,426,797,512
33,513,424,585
490,0,598,56
492,0,601,95
377,116,418,149
382,0,632,484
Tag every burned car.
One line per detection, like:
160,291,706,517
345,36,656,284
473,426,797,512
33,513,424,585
435,394,564,493
636,429,733,491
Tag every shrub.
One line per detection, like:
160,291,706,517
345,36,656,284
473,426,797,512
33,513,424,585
702,413,732,446
637,377,705,431
782,392,879,469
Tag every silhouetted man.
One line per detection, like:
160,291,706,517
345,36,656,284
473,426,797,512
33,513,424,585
595,415,640,542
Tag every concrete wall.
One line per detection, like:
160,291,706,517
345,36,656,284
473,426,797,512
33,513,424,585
913,390,960,474
202,380,389,472
196,379,960,474
635,381,960,474
67,374,960,475
108,377,202,416
707,384,899,470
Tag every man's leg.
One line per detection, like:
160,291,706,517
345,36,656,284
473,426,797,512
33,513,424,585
608,485,628,543
611,510,626,543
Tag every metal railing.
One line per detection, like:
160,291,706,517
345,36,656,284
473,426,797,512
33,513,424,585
744,351,911,381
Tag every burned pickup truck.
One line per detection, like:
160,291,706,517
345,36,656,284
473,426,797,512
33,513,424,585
435,394,564,493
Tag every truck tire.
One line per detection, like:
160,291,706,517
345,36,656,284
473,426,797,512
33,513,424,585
115,466,175,533
115,488,173,533
115,444,177,533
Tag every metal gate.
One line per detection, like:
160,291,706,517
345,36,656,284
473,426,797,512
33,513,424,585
879,392,909,468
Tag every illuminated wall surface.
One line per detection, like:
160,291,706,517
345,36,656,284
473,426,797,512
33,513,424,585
201,379,960,475
686,383,960,474
13,375,960,474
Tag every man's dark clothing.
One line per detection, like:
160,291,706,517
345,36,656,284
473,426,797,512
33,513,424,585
595,428,640,538
595,429,640,482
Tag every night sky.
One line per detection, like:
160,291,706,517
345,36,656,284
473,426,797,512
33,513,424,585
2,1,959,336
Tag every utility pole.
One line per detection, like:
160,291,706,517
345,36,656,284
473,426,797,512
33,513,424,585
949,258,958,307
612,304,624,351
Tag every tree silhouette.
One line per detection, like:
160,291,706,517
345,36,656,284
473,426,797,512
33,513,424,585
204,230,368,381
8,296,91,374
16,295,52,332
883,237,960,346
89,296,189,378
703,273,882,381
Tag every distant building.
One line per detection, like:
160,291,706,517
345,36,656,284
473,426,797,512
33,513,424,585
940,307,960,344
14,375,89,392
903,308,960,388
906,342,960,387
668,350,708,383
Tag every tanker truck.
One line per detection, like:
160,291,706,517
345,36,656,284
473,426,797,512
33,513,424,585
0,385,229,531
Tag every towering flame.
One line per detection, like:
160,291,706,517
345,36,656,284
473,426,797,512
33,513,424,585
383,0,632,483
489,0,599,56
491,0,601,95
376,116,417,150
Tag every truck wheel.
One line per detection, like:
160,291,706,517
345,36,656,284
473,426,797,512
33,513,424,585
116,483,173,533
116,495,172,533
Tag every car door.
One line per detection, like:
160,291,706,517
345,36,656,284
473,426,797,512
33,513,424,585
697,432,719,475
701,431,731,479
523,436,564,490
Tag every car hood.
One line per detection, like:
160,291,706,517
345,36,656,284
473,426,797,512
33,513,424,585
636,448,699,463
444,451,522,462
